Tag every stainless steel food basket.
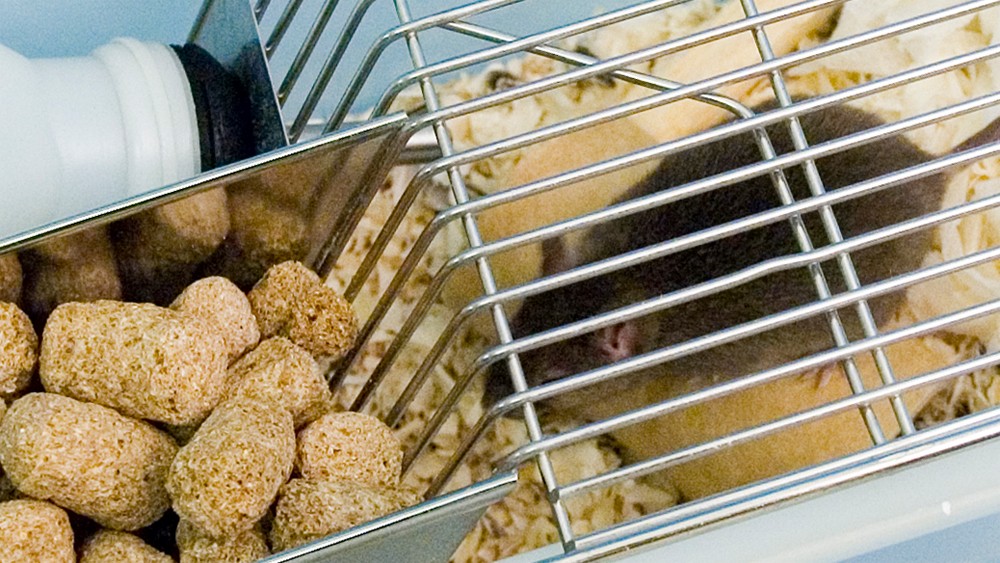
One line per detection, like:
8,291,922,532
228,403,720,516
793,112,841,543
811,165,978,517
8,0,1000,561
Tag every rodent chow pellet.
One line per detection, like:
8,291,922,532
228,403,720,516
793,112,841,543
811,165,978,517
296,411,403,488
0,499,75,563
170,276,260,364
248,260,357,360
39,300,228,425
167,395,294,538
226,336,332,427
0,393,177,530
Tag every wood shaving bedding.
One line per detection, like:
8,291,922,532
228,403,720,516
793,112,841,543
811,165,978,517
325,0,1000,560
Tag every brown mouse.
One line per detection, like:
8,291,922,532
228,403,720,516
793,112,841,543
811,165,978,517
487,99,1000,413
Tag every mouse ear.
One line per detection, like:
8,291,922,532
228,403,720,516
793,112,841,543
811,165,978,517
541,236,581,275
594,321,640,362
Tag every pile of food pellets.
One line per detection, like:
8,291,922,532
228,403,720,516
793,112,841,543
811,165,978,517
0,260,417,562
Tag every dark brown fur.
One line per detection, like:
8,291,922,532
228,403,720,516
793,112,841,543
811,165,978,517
488,100,1000,410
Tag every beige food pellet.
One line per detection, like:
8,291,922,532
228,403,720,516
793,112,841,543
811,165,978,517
0,253,21,304
296,411,403,488
0,303,35,399
176,519,269,563
168,395,295,538
269,479,408,553
22,256,123,322
204,188,309,290
114,189,230,304
171,276,260,363
40,300,228,425
79,530,173,563
0,499,75,563
21,227,122,321
227,337,332,427
30,227,112,263
248,261,357,360
0,393,177,530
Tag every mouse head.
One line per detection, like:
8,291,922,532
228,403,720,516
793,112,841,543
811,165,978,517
484,237,646,411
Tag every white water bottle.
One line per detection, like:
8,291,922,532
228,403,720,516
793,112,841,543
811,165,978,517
0,38,201,239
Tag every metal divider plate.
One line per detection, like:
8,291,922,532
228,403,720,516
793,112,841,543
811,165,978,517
262,471,518,563
0,113,411,268
189,0,289,152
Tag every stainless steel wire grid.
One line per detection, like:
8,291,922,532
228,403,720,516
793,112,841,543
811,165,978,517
255,0,1000,559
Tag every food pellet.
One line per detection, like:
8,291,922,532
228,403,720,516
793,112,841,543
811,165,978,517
79,530,174,563
167,395,294,538
226,337,332,427
0,393,177,530
248,261,357,360
296,411,403,488
40,300,228,425
0,499,75,563
171,276,260,363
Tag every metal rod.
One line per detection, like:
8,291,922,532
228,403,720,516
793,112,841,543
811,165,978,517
277,0,343,105
265,0,306,57
741,0,886,442
188,0,217,43
390,0,576,548
254,0,272,19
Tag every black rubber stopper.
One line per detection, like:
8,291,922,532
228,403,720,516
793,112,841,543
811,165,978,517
171,43,256,170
